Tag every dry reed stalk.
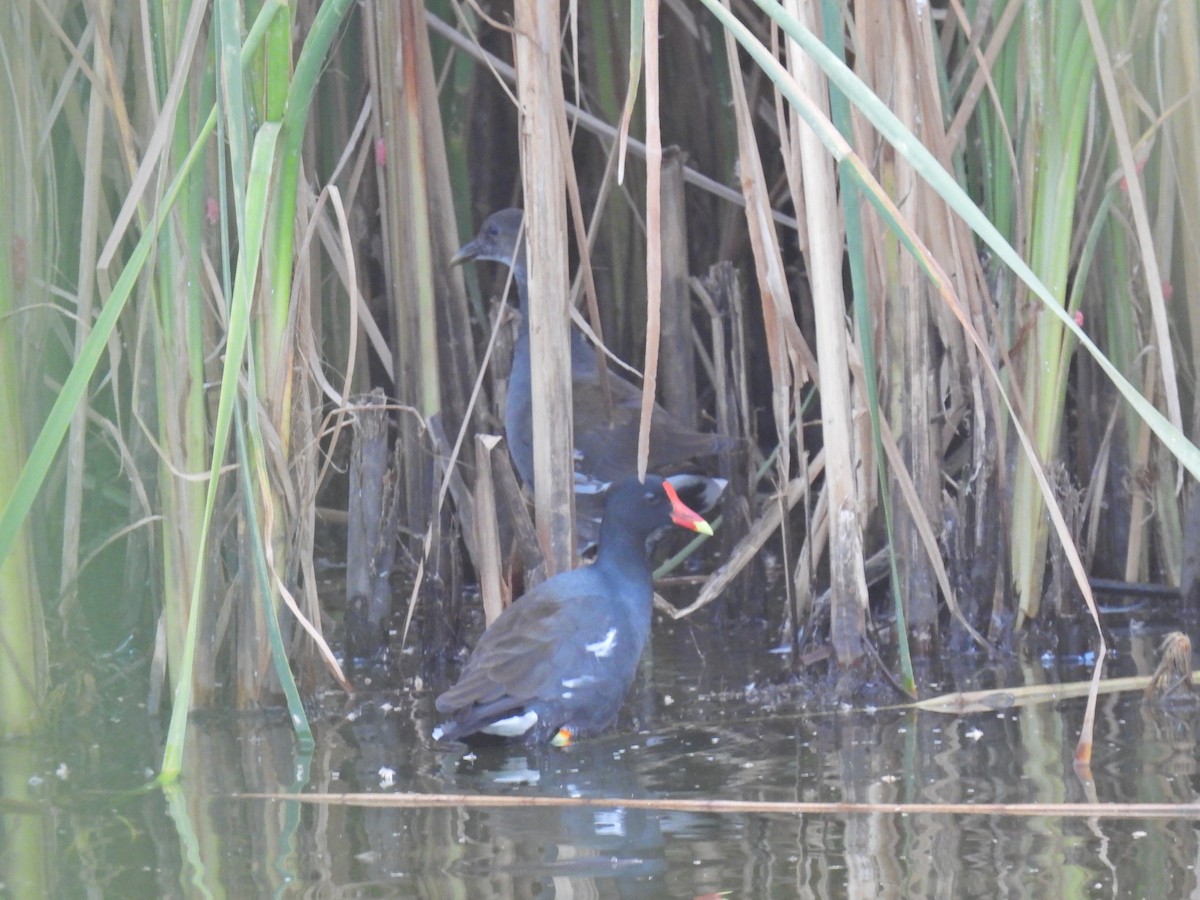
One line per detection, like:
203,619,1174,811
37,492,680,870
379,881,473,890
515,0,576,574
58,0,113,628
637,0,663,481
473,434,507,625
257,790,1200,820
869,394,991,651
1163,2,1200,390
415,48,482,447
854,3,1001,653
724,21,805,634
918,664,1200,714
691,274,733,446
658,149,696,427
366,0,433,543
781,0,868,667
491,445,546,590
865,5,936,650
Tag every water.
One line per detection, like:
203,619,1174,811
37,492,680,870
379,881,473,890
3,614,1199,897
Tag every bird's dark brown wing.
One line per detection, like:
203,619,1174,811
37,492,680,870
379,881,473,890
571,372,729,482
435,574,612,715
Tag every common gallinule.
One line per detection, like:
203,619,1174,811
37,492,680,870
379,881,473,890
452,208,731,492
431,475,713,746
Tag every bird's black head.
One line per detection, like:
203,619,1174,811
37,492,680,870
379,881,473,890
602,475,714,542
451,208,525,268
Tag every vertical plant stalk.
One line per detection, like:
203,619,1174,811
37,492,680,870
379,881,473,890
58,0,112,625
658,150,697,426
0,196,44,738
615,0,645,184
783,0,869,667
366,0,439,548
260,0,355,494
156,0,280,697
887,5,956,656
1009,0,1117,622
270,0,355,354
0,117,213,597
0,0,44,736
235,397,313,743
473,434,507,626
826,0,914,690
217,0,277,706
1081,0,1180,434
0,410,41,737
722,9,826,650
1082,0,1182,588
151,0,214,695
638,0,663,480
161,122,281,783
515,0,576,574
392,2,442,420
255,1,294,447
242,0,354,701
1163,1,1200,400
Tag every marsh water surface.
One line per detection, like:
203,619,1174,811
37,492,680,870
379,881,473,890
4,607,1199,898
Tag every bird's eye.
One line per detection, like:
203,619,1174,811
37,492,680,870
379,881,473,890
486,225,499,238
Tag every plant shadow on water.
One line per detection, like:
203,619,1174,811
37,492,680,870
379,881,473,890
5,611,1200,897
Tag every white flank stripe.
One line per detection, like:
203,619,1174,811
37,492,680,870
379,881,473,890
482,711,539,737
586,628,618,658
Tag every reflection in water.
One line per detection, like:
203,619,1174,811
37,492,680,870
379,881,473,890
0,741,51,897
4,622,1200,896
439,742,667,898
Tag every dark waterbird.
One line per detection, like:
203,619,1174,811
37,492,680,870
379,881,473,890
451,208,731,493
431,475,714,746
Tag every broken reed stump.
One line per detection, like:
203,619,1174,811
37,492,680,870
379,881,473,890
1144,632,1197,708
345,389,401,662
